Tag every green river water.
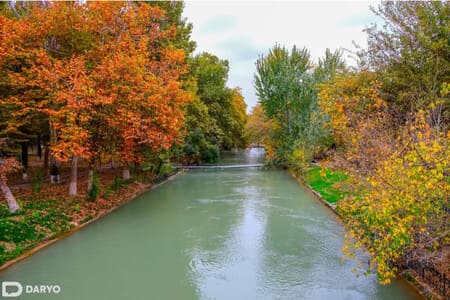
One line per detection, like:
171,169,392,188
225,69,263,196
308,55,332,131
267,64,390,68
0,148,422,299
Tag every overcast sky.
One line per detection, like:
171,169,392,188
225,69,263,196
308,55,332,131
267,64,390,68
183,1,381,111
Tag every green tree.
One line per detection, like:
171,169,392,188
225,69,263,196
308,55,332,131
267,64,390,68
361,1,450,128
190,53,233,149
255,46,345,167
147,1,196,56
255,45,313,137
182,53,248,163
182,86,221,164
314,48,346,82
254,45,313,164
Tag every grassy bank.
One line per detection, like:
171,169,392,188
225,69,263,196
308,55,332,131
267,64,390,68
0,168,180,267
305,166,348,204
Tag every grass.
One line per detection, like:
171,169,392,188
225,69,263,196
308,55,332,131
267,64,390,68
306,166,349,203
0,195,73,265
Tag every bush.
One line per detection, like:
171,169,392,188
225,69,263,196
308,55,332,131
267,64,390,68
33,169,43,194
110,176,131,192
87,173,100,202
201,145,219,163
158,163,173,176
287,146,312,178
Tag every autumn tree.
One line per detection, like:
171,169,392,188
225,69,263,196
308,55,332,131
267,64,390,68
229,88,248,148
245,104,272,148
318,70,449,284
312,1,450,287
0,2,50,180
1,2,96,193
338,110,449,284
318,71,388,161
1,2,191,195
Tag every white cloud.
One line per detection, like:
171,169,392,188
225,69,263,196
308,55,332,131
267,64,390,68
183,1,381,111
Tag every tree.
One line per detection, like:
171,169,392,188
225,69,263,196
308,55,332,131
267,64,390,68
254,46,345,167
254,45,314,164
361,1,450,128
1,1,97,193
245,104,272,148
184,52,240,162
0,3,50,180
182,91,221,164
255,45,313,137
318,71,387,151
314,48,346,83
147,1,196,56
0,139,22,213
228,88,248,148
1,1,191,194
298,48,346,161
318,70,449,284
338,111,449,284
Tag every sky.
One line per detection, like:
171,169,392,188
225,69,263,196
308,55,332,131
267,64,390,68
183,1,382,112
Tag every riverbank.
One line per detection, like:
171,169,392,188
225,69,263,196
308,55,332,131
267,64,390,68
293,165,443,300
0,168,184,271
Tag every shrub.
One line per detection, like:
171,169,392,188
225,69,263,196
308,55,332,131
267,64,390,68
201,145,219,163
87,173,100,202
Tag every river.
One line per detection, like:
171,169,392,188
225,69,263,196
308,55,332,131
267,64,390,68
0,148,421,299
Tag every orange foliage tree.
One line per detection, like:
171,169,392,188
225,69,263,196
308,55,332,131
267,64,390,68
245,104,272,149
0,2,191,196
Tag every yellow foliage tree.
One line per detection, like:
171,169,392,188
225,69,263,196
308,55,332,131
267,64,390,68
320,74,450,283
338,111,449,284
318,71,393,173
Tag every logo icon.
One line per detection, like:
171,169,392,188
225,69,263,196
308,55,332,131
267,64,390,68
2,281,23,297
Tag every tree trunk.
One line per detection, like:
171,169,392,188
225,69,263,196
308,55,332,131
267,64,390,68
285,97,291,134
50,159,60,184
8,2,20,18
37,134,42,160
87,169,94,192
0,178,19,213
49,124,57,180
156,158,163,175
21,142,28,181
122,167,130,180
134,161,142,174
44,145,49,175
69,155,78,196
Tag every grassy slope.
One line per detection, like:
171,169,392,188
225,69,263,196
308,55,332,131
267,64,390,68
306,166,348,203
